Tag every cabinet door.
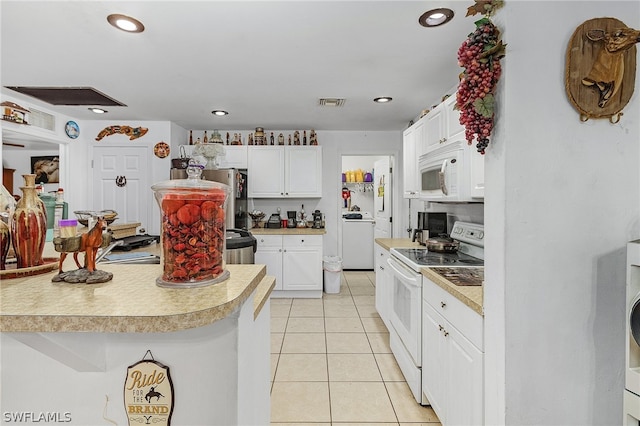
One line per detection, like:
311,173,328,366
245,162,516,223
285,146,322,197
248,146,285,197
424,104,444,153
402,122,422,198
219,145,248,169
421,300,447,421
446,323,484,426
375,245,391,328
255,246,283,290
444,95,464,141
283,247,322,291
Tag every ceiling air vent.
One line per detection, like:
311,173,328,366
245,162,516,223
29,108,56,131
4,86,126,107
318,98,346,107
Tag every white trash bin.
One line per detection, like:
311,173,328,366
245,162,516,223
323,256,342,294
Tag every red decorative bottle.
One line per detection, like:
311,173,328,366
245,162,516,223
10,174,47,268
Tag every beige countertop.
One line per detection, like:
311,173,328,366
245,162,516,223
375,237,420,251
422,267,483,315
0,251,273,333
375,238,483,315
251,227,326,235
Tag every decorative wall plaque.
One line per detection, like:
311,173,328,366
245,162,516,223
565,18,640,123
124,351,174,426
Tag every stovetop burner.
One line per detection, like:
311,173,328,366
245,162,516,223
391,222,484,272
393,248,483,267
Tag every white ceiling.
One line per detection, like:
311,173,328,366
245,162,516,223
1,0,477,143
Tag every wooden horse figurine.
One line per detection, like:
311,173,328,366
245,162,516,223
58,216,106,273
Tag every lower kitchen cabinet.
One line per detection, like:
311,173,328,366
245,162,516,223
422,278,484,425
255,234,323,298
374,244,392,328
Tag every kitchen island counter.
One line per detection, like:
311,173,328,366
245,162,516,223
0,262,271,333
1,258,274,425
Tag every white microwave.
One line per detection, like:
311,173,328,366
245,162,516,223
418,140,474,202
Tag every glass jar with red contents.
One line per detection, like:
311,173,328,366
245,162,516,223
151,160,230,288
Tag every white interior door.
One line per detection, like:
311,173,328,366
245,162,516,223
374,157,392,238
92,145,149,230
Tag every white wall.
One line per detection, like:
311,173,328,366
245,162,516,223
485,2,640,424
79,120,174,236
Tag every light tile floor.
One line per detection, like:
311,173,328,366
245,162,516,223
270,270,441,426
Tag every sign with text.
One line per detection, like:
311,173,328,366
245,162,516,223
124,354,174,426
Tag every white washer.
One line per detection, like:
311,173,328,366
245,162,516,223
625,240,640,423
341,212,375,269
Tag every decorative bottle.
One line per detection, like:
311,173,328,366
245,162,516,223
10,174,47,268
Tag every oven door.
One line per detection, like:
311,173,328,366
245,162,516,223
387,255,422,367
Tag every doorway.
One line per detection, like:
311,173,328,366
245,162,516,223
339,155,393,269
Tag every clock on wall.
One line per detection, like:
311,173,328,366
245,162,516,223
65,121,79,139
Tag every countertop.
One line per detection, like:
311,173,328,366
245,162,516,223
422,267,484,316
251,227,326,235
374,237,421,251
375,238,483,315
0,242,274,333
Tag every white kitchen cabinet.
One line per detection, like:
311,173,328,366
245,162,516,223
402,119,424,199
255,234,323,297
218,145,248,169
254,235,284,290
374,244,392,329
248,146,322,198
422,94,464,155
422,277,484,426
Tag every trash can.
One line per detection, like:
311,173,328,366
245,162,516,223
323,256,342,294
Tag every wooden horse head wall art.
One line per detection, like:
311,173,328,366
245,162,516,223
566,17,640,123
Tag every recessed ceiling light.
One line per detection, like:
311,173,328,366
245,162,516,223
419,8,454,27
107,14,145,33
88,107,108,114
211,110,229,116
373,97,393,103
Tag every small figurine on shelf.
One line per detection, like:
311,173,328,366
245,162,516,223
270,132,275,145
226,132,230,145
288,134,292,145
248,133,254,145
278,133,284,145
310,129,318,145
303,130,307,145
189,130,193,145
203,130,208,144
294,131,300,145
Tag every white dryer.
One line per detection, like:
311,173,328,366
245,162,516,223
625,240,640,424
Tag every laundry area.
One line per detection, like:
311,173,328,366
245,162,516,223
340,155,392,270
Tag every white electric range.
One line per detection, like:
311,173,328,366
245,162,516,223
386,221,484,404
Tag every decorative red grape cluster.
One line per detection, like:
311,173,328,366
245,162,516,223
456,17,505,154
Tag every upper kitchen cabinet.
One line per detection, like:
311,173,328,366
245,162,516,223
218,145,248,169
248,146,322,198
422,95,464,155
402,117,425,198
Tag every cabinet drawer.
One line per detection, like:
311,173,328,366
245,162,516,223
283,235,322,248
422,277,483,350
255,235,283,248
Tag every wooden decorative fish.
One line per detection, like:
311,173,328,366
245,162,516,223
95,125,148,141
